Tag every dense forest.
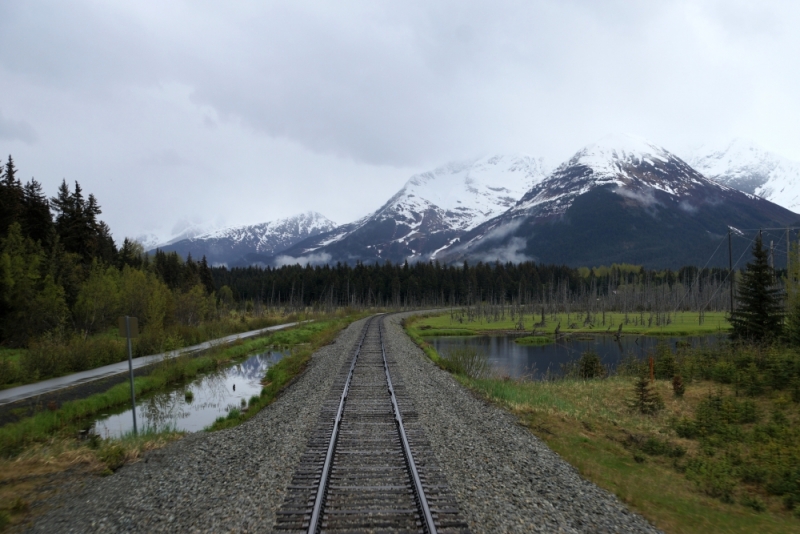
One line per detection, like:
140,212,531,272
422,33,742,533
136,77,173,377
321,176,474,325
0,155,218,351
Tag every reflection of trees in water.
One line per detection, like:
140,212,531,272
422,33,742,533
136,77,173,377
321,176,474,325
199,373,234,405
139,391,188,431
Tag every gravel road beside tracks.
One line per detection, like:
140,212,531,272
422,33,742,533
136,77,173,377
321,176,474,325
26,313,660,533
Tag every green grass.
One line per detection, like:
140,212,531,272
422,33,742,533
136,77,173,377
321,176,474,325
0,317,359,457
414,310,731,337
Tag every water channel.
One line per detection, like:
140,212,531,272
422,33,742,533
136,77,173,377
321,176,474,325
429,334,726,380
91,350,286,439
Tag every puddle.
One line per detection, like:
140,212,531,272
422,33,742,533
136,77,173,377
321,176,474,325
429,334,726,380
91,350,286,438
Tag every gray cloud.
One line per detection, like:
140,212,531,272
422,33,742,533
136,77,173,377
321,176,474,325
0,110,37,143
0,1,797,241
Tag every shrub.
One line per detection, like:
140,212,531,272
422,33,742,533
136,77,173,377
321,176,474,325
578,351,605,379
686,457,735,503
441,347,489,379
640,437,686,458
740,494,766,512
672,374,685,397
97,442,127,471
653,343,676,379
0,354,19,385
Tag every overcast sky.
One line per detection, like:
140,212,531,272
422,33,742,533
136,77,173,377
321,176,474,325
1,1,798,243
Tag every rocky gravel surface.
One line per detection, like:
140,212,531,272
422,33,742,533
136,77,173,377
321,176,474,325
27,313,660,533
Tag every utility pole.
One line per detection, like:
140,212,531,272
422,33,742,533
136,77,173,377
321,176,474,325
728,229,734,314
118,316,138,435
770,240,775,270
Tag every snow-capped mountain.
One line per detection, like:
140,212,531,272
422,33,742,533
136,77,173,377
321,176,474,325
439,134,799,268
268,154,548,266
134,220,223,250
153,211,337,266
688,139,800,213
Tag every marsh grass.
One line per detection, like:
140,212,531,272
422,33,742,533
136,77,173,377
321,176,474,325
441,347,490,379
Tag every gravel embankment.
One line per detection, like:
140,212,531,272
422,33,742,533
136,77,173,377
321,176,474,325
26,317,369,533
383,312,660,533
28,313,660,533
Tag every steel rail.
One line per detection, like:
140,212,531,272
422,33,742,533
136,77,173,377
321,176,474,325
306,318,370,534
379,322,438,534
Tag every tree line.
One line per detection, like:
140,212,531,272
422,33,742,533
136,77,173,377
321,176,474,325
211,259,736,314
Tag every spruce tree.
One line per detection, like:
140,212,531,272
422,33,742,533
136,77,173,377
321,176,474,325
0,155,23,236
730,234,783,341
21,178,55,247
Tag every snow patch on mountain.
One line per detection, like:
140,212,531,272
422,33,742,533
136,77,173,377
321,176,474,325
688,139,800,213
514,133,725,219
134,219,223,250
389,154,548,229
197,211,336,251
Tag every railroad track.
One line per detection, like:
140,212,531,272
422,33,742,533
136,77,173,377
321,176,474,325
275,316,469,533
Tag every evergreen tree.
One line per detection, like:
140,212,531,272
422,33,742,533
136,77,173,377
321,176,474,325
118,238,144,269
199,256,215,294
730,234,783,341
20,178,55,247
0,155,23,236
50,180,115,263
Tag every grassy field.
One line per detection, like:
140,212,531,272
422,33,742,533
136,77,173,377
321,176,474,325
403,315,800,534
415,310,731,337
0,313,362,530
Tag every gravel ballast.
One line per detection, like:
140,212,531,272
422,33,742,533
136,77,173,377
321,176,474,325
27,313,660,533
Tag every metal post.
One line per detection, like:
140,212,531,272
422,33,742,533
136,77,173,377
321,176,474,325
126,316,138,435
728,229,734,314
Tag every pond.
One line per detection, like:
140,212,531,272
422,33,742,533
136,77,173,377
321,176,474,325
429,334,726,380
90,350,286,439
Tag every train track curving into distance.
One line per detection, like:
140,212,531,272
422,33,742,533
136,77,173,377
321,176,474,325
275,315,469,533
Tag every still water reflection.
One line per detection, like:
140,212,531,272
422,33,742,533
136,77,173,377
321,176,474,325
92,350,285,438
430,334,726,380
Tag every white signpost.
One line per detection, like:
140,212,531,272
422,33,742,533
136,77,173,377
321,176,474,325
118,316,139,435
